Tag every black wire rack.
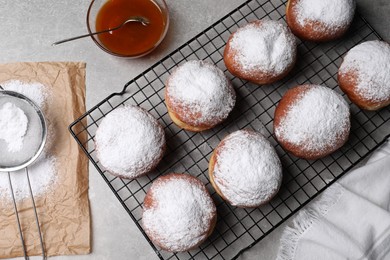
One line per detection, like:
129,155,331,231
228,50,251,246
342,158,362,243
69,0,390,259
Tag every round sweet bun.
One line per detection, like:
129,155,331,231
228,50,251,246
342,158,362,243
338,40,390,110
142,173,217,252
165,60,236,132
274,85,351,160
223,19,297,85
209,130,283,208
94,105,165,179
286,0,356,42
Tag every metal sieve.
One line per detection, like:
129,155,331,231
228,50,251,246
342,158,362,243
0,86,46,259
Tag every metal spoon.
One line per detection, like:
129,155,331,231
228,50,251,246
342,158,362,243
52,16,150,46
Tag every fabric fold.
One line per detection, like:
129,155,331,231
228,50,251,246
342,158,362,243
277,140,390,260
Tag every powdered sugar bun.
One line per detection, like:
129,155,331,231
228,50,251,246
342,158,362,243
142,173,217,252
338,40,390,110
165,60,236,132
274,85,351,160
223,19,297,85
286,0,356,42
209,130,282,208
94,105,165,179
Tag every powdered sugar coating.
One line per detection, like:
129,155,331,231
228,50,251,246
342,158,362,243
294,0,355,31
275,85,350,155
229,20,296,76
212,130,282,207
339,41,390,103
95,105,165,179
142,174,216,252
0,102,28,152
166,60,235,127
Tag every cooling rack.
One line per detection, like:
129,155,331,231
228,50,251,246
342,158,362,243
69,0,390,259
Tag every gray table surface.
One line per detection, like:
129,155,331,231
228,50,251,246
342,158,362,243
0,0,388,259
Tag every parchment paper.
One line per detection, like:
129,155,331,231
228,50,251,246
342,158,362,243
0,62,90,258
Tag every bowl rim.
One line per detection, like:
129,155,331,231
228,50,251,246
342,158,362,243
86,0,170,58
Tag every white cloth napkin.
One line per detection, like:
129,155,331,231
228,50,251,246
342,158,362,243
277,140,390,260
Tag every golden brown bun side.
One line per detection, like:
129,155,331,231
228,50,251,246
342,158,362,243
223,20,296,85
143,173,217,252
286,0,351,42
338,70,390,111
165,99,214,132
208,149,230,203
274,85,350,160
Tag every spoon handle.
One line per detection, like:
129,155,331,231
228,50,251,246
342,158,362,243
52,25,122,46
52,17,149,46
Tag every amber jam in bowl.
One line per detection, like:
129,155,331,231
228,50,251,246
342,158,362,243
87,0,169,58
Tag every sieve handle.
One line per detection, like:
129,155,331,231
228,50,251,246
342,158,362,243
8,172,28,260
25,167,46,259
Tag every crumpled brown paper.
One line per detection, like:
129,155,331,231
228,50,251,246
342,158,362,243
0,62,90,258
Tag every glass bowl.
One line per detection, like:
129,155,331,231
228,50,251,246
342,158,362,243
86,0,169,58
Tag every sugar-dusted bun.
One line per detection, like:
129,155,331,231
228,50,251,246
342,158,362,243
286,0,356,42
223,19,297,85
274,85,350,160
142,173,217,252
165,60,236,132
94,105,165,179
209,130,282,208
338,40,390,110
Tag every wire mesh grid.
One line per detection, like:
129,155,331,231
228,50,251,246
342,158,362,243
69,0,390,259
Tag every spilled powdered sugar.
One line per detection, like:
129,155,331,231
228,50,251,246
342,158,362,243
229,20,296,75
213,130,282,207
295,0,355,29
95,105,165,178
339,40,390,102
0,80,57,202
0,155,57,201
2,80,47,109
167,60,235,125
275,85,350,153
0,102,29,152
142,176,215,251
